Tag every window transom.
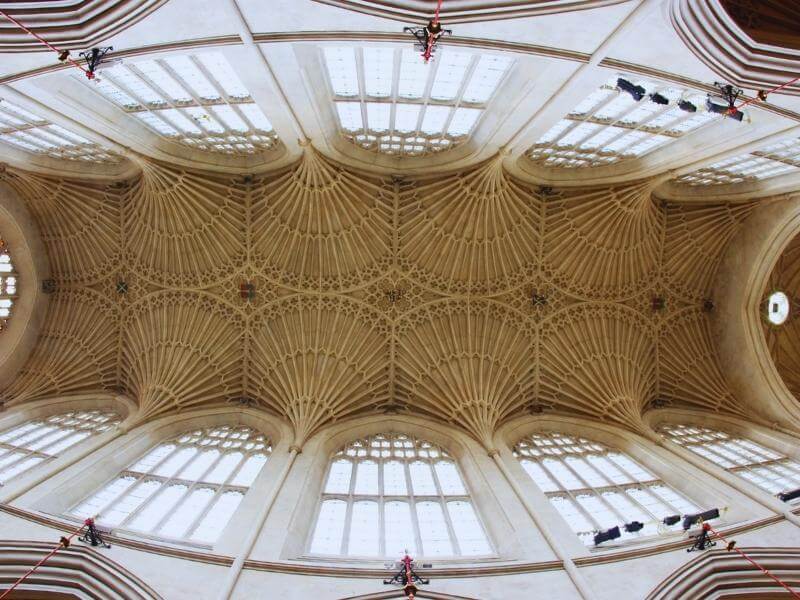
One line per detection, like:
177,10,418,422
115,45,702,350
660,424,800,500
0,98,118,163
675,136,800,186
527,75,715,169
515,431,701,545
0,410,120,484
71,425,272,544
87,52,279,156
309,432,491,558
323,46,512,157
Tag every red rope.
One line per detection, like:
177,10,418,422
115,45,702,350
0,522,86,600
703,523,800,599
0,9,91,78
433,0,443,25
736,76,800,111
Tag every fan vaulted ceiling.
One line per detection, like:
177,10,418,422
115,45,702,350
0,0,798,446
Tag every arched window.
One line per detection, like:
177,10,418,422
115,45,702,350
514,432,701,545
71,425,271,543
0,410,120,484
309,433,491,558
660,424,800,501
0,239,17,330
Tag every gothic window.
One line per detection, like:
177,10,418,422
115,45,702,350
675,136,800,186
323,45,512,156
0,240,16,329
309,433,491,558
0,410,120,484
514,432,701,545
71,425,271,543
660,424,800,500
527,74,716,168
0,97,118,162
87,52,278,155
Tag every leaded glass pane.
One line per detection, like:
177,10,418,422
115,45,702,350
515,431,706,545
70,425,271,543
0,410,120,484
310,433,491,558
661,424,800,502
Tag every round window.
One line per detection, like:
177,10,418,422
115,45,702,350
767,291,790,325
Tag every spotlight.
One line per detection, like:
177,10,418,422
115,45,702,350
678,100,697,113
705,98,744,122
624,521,644,533
617,78,646,102
778,488,800,502
593,526,621,545
662,514,681,526
683,508,720,530
649,92,669,105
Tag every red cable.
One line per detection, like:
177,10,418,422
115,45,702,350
703,523,800,599
0,9,91,78
433,0,443,25
422,0,445,62
736,76,800,111
0,522,86,600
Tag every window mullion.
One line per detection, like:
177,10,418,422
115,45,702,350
405,459,423,556
118,475,165,529
185,484,224,539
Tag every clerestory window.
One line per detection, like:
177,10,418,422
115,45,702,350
0,410,120,484
515,431,702,545
309,433,491,558
71,425,271,543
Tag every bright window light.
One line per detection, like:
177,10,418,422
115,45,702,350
165,55,219,101
676,134,800,186
134,112,178,135
196,52,250,100
0,411,120,484
530,74,719,168
160,108,201,134
398,49,429,99
87,52,280,155
325,46,512,156
324,47,359,97
0,98,117,162
448,107,481,136
661,424,800,499
71,426,271,543
462,55,512,104
420,105,450,134
309,433,491,557
336,101,363,131
516,432,704,546
135,60,191,102
394,103,421,132
363,47,394,97
767,291,790,325
429,50,472,101
210,105,248,132
366,102,390,132
185,107,224,133
238,104,273,132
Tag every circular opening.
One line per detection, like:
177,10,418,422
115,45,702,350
767,291,790,325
